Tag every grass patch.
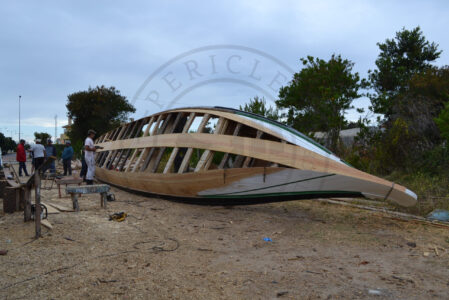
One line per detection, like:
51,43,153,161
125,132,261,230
385,171,449,216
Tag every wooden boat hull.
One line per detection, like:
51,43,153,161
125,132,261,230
94,107,417,207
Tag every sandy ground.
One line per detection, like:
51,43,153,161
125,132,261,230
1,159,449,299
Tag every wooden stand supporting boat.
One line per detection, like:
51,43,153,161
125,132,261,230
94,107,417,207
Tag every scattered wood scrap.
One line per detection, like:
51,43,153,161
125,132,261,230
45,202,74,212
41,219,53,230
320,198,449,229
41,202,60,214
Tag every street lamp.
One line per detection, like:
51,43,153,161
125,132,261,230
19,95,21,141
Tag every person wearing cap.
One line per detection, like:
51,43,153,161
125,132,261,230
45,139,57,174
16,139,29,176
29,139,46,173
84,129,97,185
62,140,74,176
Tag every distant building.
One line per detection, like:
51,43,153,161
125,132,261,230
59,117,72,144
313,128,362,147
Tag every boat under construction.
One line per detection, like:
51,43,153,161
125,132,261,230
94,107,417,207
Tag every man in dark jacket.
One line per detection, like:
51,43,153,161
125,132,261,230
16,139,29,176
45,139,57,174
62,141,74,176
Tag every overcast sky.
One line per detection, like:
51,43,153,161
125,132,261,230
1,0,448,143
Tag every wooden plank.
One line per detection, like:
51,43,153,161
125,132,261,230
67,184,110,194
178,114,210,173
96,166,280,197
35,170,41,238
219,123,241,169
41,202,59,214
24,187,31,221
45,202,74,212
41,219,53,230
195,117,228,172
242,130,263,168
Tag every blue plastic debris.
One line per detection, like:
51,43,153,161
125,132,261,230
427,209,449,222
263,237,272,242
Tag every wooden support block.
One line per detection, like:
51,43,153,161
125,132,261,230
3,187,17,213
15,189,21,212
24,187,32,221
0,180,6,197
71,194,79,212
34,170,41,238
101,193,107,208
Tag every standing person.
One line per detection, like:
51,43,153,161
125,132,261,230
0,147,3,170
16,139,29,176
45,139,57,174
62,141,74,176
84,129,97,185
80,148,87,181
29,139,46,174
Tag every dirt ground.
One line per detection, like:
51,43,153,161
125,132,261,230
1,162,449,299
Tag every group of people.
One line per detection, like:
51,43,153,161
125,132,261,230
16,138,73,176
15,129,97,185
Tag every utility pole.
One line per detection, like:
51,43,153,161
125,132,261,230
19,95,21,141
55,115,57,143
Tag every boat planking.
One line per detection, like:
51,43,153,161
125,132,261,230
94,106,417,207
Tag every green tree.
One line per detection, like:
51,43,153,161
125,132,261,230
0,132,17,153
239,96,281,121
34,132,51,143
368,27,442,118
276,54,362,152
66,86,136,143
435,101,449,142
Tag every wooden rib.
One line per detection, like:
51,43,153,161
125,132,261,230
242,130,263,168
114,121,137,167
140,115,171,172
102,124,128,168
104,127,117,141
131,116,156,172
149,113,184,173
163,113,196,174
178,114,210,173
117,119,148,171
124,118,149,172
135,115,163,172
218,123,241,169
194,117,228,172
166,108,326,151
141,114,174,172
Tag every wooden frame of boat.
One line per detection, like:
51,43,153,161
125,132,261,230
94,106,417,207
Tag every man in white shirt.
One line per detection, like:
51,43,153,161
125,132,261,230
30,139,46,174
84,129,97,185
